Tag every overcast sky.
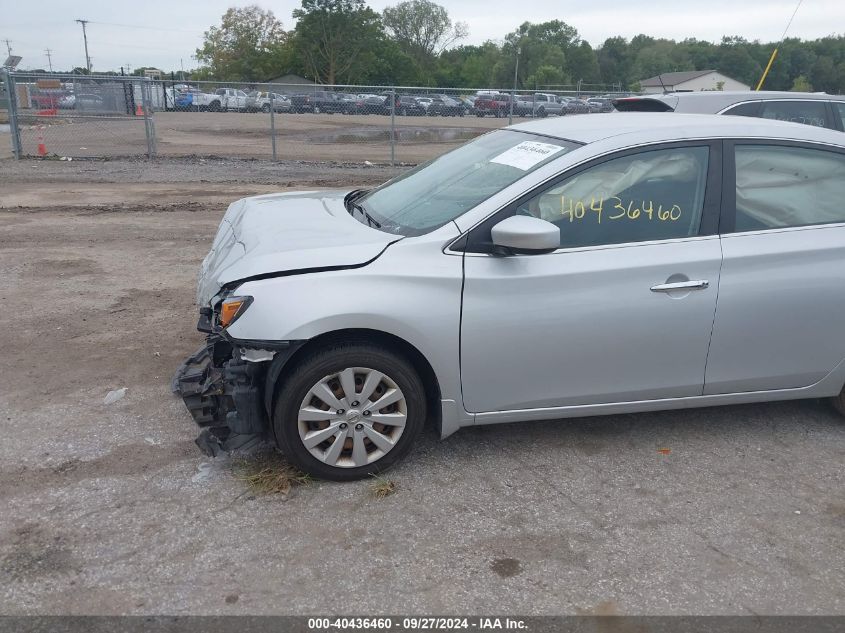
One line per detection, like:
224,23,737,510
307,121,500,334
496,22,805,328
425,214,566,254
3,0,842,72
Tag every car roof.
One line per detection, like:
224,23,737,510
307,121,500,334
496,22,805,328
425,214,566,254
660,90,836,101
618,90,844,113
508,112,845,146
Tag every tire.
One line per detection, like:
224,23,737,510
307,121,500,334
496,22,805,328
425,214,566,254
272,342,426,481
832,387,845,417
209,101,221,112
538,107,547,118
401,107,408,116
261,103,271,113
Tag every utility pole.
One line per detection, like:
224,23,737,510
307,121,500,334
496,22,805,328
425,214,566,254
508,45,520,125
3,39,12,57
45,48,53,72
75,19,91,72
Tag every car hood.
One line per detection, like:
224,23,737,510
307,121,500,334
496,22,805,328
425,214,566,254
196,190,400,306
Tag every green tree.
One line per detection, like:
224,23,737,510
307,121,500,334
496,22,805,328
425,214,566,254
196,6,288,81
632,40,692,82
292,0,384,84
791,75,812,91
811,56,838,93
496,21,579,88
382,0,467,70
597,36,631,87
568,41,601,84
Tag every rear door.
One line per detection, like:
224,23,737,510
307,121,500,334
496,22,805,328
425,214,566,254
704,141,845,394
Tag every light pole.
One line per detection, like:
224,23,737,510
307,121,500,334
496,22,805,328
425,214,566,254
508,45,520,125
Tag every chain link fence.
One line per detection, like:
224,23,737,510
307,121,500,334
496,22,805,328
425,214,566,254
1,71,625,164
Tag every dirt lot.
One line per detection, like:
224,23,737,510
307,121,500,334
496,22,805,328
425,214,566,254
13,111,511,163
1,156,845,616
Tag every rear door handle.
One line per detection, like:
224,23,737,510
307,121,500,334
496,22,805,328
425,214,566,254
650,280,710,293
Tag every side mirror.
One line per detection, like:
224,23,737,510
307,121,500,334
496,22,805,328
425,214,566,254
490,215,560,255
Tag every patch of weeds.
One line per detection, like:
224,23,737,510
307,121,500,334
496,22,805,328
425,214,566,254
369,475,397,499
231,452,311,497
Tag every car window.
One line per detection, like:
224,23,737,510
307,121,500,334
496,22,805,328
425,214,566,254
722,101,760,117
733,145,845,232
834,102,845,130
513,147,710,248
759,100,828,128
360,131,579,236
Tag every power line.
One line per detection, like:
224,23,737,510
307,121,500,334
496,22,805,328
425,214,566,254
85,20,200,35
756,0,804,90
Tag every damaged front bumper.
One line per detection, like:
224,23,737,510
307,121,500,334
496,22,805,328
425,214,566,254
172,333,293,457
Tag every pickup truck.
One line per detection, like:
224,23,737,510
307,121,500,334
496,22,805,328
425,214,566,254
188,88,249,112
515,93,566,117
473,93,514,117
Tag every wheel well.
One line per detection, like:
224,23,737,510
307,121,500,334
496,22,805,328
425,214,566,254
266,328,442,433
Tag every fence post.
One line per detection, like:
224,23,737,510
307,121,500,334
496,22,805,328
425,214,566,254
390,88,396,168
269,92,277,161
141,78,156,158
2,69,22,159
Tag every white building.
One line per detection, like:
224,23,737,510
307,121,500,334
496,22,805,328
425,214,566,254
639,70,750,94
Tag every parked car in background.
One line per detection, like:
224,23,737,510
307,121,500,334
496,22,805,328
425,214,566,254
587,97,614,113
427,95,466,117
415,96,434,113
613,91,845,131
290,91,350,114
474,93,514,117
73,93,106,111
352,95,389,115
58,93,76,109
392,95,427,116
246,91,291,113
565,98,591,114
515,93,566,117
185,88,247,112
175,113,845,480
213,88,249,112
462,97,477,115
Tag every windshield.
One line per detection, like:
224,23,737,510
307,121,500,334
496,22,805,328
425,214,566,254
358,130,579,236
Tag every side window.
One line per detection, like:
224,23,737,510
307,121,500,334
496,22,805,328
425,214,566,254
834,102,845,130
733,145,845,231
514,147,710,249
722,101,760,117
759,100,829,128
215,89,224,96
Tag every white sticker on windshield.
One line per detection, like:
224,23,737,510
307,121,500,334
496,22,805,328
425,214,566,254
490,141,565,170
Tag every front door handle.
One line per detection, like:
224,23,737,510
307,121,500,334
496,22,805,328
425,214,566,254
651,280,709,293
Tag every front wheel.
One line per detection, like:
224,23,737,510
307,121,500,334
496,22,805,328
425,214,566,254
261,103,271,113
273,343,426,481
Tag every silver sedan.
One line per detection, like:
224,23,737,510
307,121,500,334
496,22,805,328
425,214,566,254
175,113,845,480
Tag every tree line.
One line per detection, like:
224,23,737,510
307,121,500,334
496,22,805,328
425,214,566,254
192,1,845,93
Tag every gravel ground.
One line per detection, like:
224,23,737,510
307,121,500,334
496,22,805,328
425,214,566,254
1,157,845,616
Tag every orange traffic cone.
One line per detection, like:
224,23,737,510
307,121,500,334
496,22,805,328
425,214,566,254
37,127,47,157
135,104,144,116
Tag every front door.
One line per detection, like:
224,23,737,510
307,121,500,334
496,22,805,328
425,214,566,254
460,143,723,413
